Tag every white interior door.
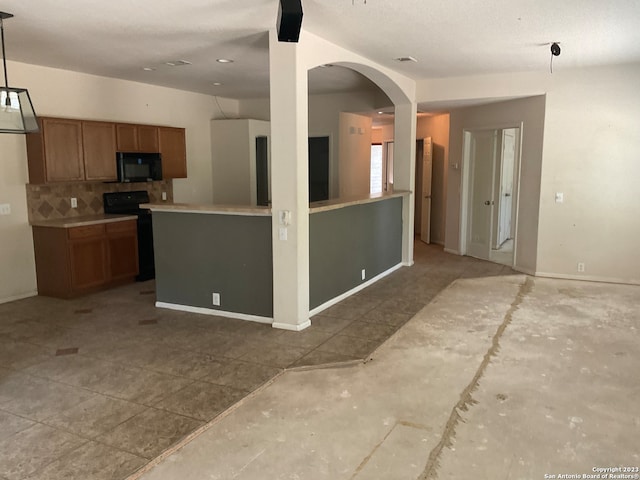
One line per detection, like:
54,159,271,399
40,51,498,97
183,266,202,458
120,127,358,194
467,130,498,260
497,129,516,247
420,137,433,244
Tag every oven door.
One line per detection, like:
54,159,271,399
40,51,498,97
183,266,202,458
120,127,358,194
136,213,155,281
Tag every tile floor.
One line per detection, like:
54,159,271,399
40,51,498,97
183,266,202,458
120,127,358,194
0,243,514,480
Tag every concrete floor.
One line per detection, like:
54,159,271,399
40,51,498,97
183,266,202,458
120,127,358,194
135,274,640,480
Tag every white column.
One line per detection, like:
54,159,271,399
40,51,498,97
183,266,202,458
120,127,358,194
393,101,418,266
268,30,311,331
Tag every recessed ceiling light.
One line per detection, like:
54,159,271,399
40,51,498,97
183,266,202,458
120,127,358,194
395,56,418,63
165,60,192,67
377,111,384,114
216,58,234,64
212,82,223,86
142,67,156,71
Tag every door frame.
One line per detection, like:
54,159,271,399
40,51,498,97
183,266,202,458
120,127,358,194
459,123,523,267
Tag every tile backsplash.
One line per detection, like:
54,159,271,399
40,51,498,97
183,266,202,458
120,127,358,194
26,180,173,223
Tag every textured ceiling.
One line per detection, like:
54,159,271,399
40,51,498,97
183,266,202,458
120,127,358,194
1,0,639,100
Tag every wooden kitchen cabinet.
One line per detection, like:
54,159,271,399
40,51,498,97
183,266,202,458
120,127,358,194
26,117,187,183
116,123,159,152
26,117,85,183
106,220,139,281
32,219,138,298
158,126,187,178
82,121,117,181
68,224,109,290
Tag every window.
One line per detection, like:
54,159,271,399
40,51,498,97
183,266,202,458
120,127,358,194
370,144,383,194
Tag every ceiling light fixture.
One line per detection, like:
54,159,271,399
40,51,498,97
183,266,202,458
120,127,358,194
0,12,39,134
550,42,561,73
212,82,223,86
142,67,156,72
216,58,234,64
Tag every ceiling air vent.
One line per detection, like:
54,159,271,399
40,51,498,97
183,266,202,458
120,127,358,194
165,60,192,67
395,56,417,63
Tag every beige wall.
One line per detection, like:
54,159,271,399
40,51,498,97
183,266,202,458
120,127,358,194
239,91,381,198
536,64,640,283
419,63,640,284
416,114,450,245
0,61,238,302
338,112,373,197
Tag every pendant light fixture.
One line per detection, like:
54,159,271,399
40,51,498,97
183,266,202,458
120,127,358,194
0,12,39,134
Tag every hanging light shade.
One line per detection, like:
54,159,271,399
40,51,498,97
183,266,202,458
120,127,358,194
0,12,39,134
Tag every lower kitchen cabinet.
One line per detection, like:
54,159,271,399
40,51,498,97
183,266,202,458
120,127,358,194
33,219,138,298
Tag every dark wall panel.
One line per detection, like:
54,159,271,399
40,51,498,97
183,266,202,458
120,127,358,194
309,197,403,309
153,212,273,317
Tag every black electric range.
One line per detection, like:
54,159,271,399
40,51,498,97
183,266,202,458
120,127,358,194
103,191,155,281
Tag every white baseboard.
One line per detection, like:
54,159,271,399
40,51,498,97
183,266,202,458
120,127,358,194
0,290,37,305
513,265,536,276
534,271,640,286
155,302,273,325
272,320,312,331
443,248,460,255
309,263,404,317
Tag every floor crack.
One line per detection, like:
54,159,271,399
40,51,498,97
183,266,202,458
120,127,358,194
418,276,534,480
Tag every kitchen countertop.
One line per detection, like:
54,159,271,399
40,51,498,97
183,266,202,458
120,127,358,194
309,190,410,213
142,191,410,217
141,203,272,216
30,214,138,228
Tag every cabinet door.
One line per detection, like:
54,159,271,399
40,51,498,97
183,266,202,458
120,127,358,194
158,127,187,178
42,118,85,182
137,126,159,152
116,124,138,151
106,221,139,281
82,121,117,180
69,237,108,291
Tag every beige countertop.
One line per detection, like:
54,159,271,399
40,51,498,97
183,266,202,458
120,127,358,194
141,203,272,216
30,214,138,228
309,190,411,213
141,191,410,217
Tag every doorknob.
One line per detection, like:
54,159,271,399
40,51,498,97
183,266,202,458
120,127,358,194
424,195,431,199
484,200,494,205
505,193,511,197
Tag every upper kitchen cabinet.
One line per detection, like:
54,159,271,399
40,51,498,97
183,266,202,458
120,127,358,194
82,121,117,181
26,117,85,183
116,123,159,152
158,127,187,179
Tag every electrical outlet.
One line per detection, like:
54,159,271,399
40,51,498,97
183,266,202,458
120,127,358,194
279,227,288,241
161,191,167,201
70,197,78,208
555,192,564,203
0,203,10,215
212,292,221,306
361,269,366,280
577,262,585,273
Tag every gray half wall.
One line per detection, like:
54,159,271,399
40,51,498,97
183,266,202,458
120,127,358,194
309,197,403,309
152,212,273,317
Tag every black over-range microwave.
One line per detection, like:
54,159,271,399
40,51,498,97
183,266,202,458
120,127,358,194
116,152,163,182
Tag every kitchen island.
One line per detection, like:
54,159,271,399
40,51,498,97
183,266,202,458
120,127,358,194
144,191,408,325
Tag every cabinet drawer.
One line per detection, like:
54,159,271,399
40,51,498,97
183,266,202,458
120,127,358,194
106,220,137,234
68,224,105,240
